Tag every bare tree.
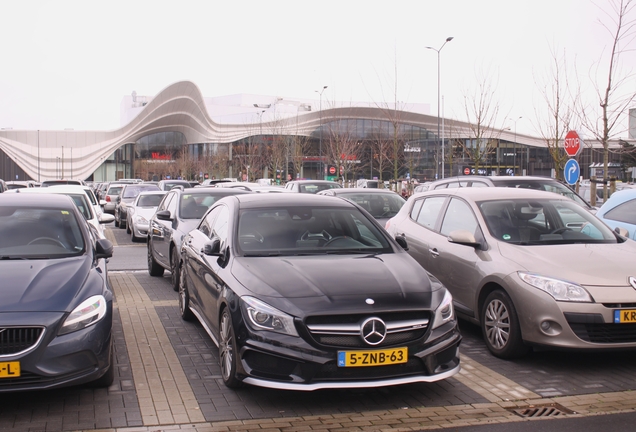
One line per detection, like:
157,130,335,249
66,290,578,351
323,112,363,186
578,0,636,199
533,46,577,181
460,68,508,174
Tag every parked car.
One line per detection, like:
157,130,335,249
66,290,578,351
114,183,161,229
317,188,406,225
15,185,114,239
6,181,34,190
0,179,8,193
157,179,192,191
178,193,460,390
40,179,86,187
424,175,594,210
147,188,252,290
595,189,636,240
103,182,131,215
126,191,167,242
284,180,342,193
0,192,115,391
385,187,636,359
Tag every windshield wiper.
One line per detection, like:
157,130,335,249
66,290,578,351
0,256,29,260
243,252,282,257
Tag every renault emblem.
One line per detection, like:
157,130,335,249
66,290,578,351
630,276,636,290
361,317,387,346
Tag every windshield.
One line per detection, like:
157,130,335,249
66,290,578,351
494,179,590,208
479,198,617,245
343,193,406,219
138,194,165,207
299,183,342,194
123,185,160,199
179,193,226,219
237,207,393,256
0,207,85,258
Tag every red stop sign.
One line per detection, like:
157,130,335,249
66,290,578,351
564,130,582,157
328,166,336,175
463,167,471,175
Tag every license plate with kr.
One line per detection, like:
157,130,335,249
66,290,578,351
614,310,636,323
337,347,407,367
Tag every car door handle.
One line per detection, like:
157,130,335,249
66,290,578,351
429,248,440,258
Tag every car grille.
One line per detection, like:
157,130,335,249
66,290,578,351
0,327,45,356
304,311,430,348
568,322,636,343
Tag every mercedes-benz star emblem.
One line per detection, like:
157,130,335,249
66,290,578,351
361,317,387,346
630,276,636,290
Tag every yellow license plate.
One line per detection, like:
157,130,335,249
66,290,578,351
337,347,407,367
0,362,20,378
614,310,636,323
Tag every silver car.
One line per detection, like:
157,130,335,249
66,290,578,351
385,187,636,358
126,191,167,242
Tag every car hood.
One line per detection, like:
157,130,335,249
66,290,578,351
0,256,92,312
231,253,437,315
498,241,636,287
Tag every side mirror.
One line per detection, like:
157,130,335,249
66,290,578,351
156,210,172,221
202,237,223,256
615,226,629,237
395,234,409,251
448,229,482,249
95,238,114,260
99,213,115,224
99,199,107,207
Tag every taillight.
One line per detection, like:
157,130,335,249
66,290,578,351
106,196,111,202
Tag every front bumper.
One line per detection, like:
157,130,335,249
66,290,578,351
0,306,113,392
235,320,461,391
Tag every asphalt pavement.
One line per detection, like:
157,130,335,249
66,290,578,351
0,224,634,431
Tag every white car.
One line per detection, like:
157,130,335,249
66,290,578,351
14,185,114,238
126,190,167,242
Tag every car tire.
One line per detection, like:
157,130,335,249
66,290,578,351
126,222,131,235
130,225,138,242
147,241,165,277
114,213,120,228
170,248,180,291
178,269,194,321
219,308,242,388
91,344,115,387
481,290,530,359
119,212,126,229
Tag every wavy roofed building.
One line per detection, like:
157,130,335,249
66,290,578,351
0,81,632,184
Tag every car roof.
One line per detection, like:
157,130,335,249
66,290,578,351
289,180,341,184
599,188,636,210
0,191,78,209
413,186,568,202
321,188,399,195
233,192,355,208
14,185,91,194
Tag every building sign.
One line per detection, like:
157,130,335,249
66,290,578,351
151,152,172,160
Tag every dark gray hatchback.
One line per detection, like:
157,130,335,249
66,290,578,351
0,193,114,391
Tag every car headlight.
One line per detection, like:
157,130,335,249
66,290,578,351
58,295,108,335
431,289,454,329
134,214,148,224
518,272,593,302
241,296,299,337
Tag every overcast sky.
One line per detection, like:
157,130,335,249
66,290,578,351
1,0,634,138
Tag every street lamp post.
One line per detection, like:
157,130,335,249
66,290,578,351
509,116,522,175
426,36,453,180
315,85,327,180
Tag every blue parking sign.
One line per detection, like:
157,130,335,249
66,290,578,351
564,159,580,185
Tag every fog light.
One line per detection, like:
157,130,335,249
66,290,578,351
539,320,562,336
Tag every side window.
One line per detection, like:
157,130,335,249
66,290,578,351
410,199,424,221
158,193,173,212
604,199,636,224
440,198,479,237
167,192,179,215
415,197,446,230
470,181,489,188
211,207,230,248
199,206,222,238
